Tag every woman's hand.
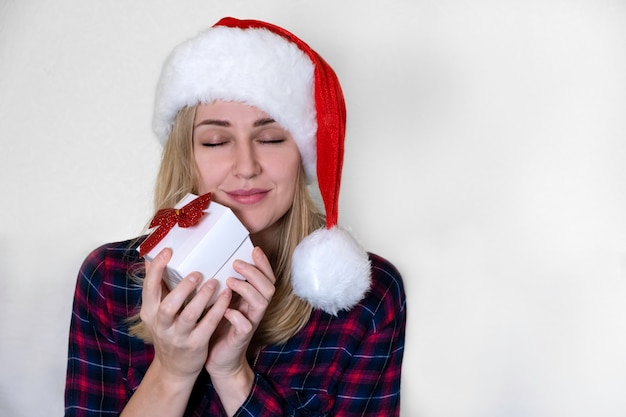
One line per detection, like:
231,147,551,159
205,246,276,414
121,248,233,417
140,248,232,382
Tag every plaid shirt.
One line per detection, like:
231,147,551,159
65,239,406,416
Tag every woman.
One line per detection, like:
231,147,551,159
65,17,406,417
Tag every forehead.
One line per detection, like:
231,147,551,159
195,100,272,123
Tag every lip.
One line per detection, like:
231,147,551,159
225,188,270,205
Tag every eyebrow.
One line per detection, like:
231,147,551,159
194,119,230,128
194,118,277,129
254,118,276,127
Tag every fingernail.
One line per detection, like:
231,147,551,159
188,273,200,283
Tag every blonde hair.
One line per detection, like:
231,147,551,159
129,105,325,347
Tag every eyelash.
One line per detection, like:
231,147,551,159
198,134,285,147
201,141,225,147
258,138,285,144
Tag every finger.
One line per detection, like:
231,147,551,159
227,275,269,305
229,272,272,311
157,272,202,327
195,286,232,337
251,247,275,284
223,308,254,344
233,257,275,301
141,248,171,321
175,278,219,333
225,277,270,325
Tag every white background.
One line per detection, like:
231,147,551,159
1,1,626,416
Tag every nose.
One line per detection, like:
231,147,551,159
232,141,261,179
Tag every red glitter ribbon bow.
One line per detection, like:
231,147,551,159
139,192,212,257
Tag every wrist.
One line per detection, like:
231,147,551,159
121,360,198,417
211,365,255,415
148,357,199,394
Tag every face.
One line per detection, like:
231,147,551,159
193,101,301,240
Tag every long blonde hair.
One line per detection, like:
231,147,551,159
129,105,325,347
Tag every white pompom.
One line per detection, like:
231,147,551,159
291,226,371,315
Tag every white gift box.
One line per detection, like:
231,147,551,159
139,193,253,304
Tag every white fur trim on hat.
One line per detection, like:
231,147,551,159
291,226,372,315
152,26,318,181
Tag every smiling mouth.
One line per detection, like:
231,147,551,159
226,189,269,205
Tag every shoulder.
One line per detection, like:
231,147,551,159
340,253,406,331
366,253,406,310
74,238,144,315
81,238,143,269
78,239,142,284
368,253,404,293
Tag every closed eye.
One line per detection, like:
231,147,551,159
201,141,227,147
258,138,286,144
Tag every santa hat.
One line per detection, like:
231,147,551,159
152,17,371,315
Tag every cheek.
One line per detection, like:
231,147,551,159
194,157,221,194
279,159,301,199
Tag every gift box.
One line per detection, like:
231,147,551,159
139,193,254,304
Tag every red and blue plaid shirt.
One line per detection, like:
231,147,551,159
65,239,406,416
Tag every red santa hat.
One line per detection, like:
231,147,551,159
152,17,371,315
